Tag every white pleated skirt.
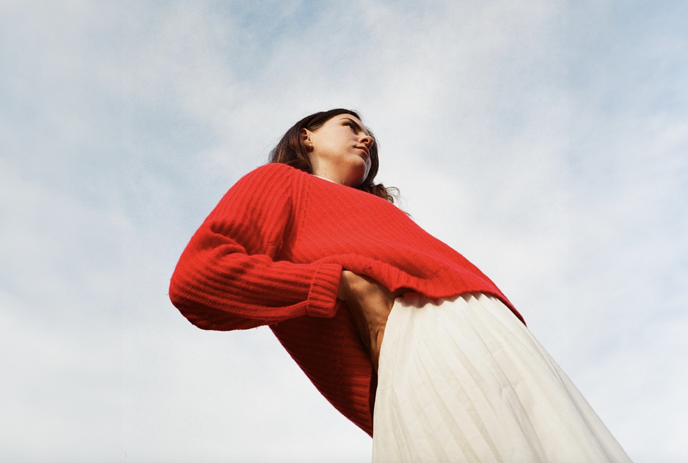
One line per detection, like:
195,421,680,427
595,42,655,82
372,293,632,463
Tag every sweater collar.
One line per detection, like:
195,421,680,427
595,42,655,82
313,175,337,184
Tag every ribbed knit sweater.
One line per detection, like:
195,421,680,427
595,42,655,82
169,162,523,436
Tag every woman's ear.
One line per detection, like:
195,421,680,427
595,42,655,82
300,128,314,150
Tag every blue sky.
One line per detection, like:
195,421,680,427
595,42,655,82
1,1,686,461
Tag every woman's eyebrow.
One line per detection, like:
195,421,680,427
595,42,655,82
342,117,369,135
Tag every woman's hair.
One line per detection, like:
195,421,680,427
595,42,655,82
268,108,398,203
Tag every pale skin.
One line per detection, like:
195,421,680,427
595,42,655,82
337,271,406,372
302,114,406,372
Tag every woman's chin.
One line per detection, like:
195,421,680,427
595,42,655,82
350,171,370,187
337,159,370,187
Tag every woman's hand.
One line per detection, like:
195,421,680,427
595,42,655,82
337,270,405,372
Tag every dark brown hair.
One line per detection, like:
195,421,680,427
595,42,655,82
268,108,398,203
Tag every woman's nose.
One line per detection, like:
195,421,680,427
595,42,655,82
360,135,374,149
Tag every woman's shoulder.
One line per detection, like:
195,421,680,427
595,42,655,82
241,162,299,179
232,162,304,191
210,164,302,220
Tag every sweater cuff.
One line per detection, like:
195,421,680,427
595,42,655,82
306,263,343,318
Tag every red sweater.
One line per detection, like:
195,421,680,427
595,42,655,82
169,163,523,436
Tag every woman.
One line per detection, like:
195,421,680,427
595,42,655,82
169,109,632,462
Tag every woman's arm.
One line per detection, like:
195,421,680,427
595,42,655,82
337,270,406,372
169,164,342,331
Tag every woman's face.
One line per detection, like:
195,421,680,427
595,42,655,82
302,114,375,187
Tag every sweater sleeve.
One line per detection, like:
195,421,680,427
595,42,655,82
169,164,343,331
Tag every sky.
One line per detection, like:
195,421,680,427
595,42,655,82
0,0,686,462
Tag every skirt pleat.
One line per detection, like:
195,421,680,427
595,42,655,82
371,293,633,463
